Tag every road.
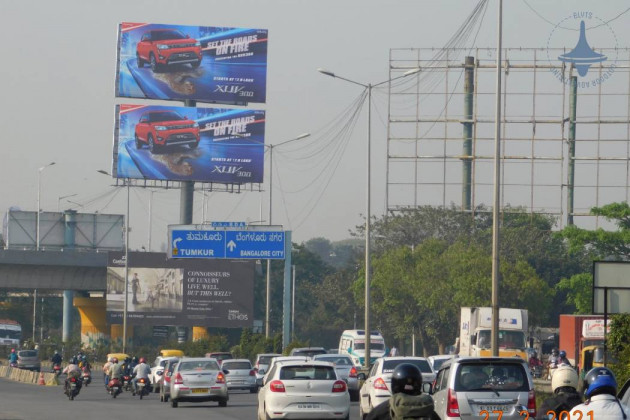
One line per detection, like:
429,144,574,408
0,376,361,420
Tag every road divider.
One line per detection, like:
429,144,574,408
0,366,58,386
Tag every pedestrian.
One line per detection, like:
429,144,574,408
131,273,140,304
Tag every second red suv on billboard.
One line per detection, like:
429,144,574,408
134,110,200,153
136,29,202,72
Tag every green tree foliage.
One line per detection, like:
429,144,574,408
560,202,630,259
230,329,281,361
556,273,593,314
608,313,630,386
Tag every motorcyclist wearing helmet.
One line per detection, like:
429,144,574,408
51,351,62,365
366,363,439,420
8,349,17,365
572,367,628,419
537,365,582,419
62,357,83,395
107,357,123,383
557,350,572,367
132,357,151,395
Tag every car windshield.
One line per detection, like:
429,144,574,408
382,359,432,374
258,356,276,365
152,30,188,41
223,361,251,370
354,342,385,351
179,361,219,371
432,358,450,371
0,328,20,339
148,111,185,122
455,363,529,392
315,356,353,366
18,350,37,358
279,365,336,380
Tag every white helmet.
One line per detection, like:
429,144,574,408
108,357,114,363
551,366,578,393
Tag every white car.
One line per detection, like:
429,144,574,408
254,353,282,386
221,358,258,393
313,354,360,401
262,356,311,384
257,360,350,420
150,356,179,392
359,357,436,419
169,357,229,408
427,354,455,372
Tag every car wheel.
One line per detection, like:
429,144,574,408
149,135,159,154
219,399,227,407
189,141,198,149
191,60,201,69
171,399,178,408
150,54,161,72
137,54,144,68
135,134,142,149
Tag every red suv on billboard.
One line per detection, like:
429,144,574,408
134,110,200,153
136,29,202,72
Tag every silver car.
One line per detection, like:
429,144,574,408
169,357,229,408
221,359,258,393
254,353,281,387
17,350,40,371
313,354,360,401
431,357,536,419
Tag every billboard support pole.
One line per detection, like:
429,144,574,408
282,231,292,349
123,180,130,353
182,99,196,342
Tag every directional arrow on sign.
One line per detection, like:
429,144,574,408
173,237,182,249
227,240,237,252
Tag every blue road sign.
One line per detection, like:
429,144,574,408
170,229,285,260
171,230,226,258
225,230,285,259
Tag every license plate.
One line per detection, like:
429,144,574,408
138,383,145,388
192,388,208,393
478,406,510,415
297,404,320,409
70,384,76,389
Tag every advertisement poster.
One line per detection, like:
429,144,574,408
116,22,268,104
113,104,265,183
106,252,254,327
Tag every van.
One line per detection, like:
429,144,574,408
338,329,387,367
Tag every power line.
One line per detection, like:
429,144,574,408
522,0,630,30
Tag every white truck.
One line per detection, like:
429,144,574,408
458,307,528,360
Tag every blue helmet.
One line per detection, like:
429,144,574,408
559,350,566,358
584,367,617,398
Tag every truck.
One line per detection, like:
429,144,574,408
559,314,608,370
459,307,528,360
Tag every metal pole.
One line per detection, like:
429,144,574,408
148,190,153,251
365,84,372,369
567,76,577,226
32,289,37,343
463,56,475,211
282,232,291,349
266,145,273,338
291,264,296,340
491,0,503,357
40,296,44,342
37,171,41,251
603,287,608,366
123,181,130,353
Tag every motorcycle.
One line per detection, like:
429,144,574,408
135,377,150,399
531,364,542,379
82,367,92,386
65,376,81,400
52,363,62,377
122,374,133,392
9,361,18,368
107,378,123,398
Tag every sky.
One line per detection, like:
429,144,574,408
0,0,628,251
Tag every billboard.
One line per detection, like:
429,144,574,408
115,22,268,104
106,252,254,327
113,104,265,183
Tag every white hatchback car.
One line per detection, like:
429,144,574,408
359,357,436,419
221,358,258,393
169,357,229,408
258,360,350,420
150,356,179,393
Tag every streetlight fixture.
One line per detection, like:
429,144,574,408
264,132,310,338
36,161,56,250
318,66,420,369
58,193,78,212
97,169,130,353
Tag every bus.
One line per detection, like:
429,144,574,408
0,319,21,348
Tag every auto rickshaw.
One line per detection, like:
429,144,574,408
578,345,605,392
159,349,184,358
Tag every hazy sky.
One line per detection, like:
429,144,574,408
1,0,628,251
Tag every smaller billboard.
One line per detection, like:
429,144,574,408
113,104,265,183
116,22,268,104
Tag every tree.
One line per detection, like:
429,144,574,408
608,313,630,386
556,273,593,314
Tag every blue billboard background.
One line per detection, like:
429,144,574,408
116,23,268,104
113,104,266,183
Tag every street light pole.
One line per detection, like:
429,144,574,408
265,133,310,338
318,67,420,369
36,162,56,250
57,193,78,212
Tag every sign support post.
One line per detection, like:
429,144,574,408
282,231,292,349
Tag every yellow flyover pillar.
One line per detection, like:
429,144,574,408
74,297,110,348
192,326,209,341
